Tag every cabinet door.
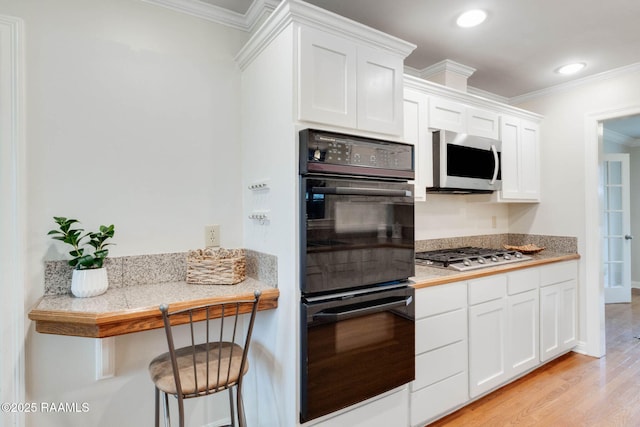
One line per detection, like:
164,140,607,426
467,107,499,139
499,115,540,202
540,279,577,362
559,279,577,350
428,97,466,133
469,297,507,398
507,289,539,377
298,26,357,129
403,88,430,200
358,46,404,135
540,283,561,361
519,120,540,199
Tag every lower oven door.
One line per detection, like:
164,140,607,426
300,285,415,423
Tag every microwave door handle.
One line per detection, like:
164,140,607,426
312,296,412,323
312,187,412,198
490,144,499,185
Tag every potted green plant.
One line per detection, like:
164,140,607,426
48,216,115,297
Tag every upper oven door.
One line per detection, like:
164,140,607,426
433,130,502,191
301,176,415,295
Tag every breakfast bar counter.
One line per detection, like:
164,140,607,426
28,278,279,338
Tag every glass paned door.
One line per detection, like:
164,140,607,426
603,154,631,303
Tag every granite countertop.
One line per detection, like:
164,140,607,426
410,252,580,289
29,278,279,338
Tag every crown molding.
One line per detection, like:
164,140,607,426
419,59,476,80
509,61,640,105
403,74,542,123
236,0,416,71
604,128,640,148
140,0,279,31
467,86,509,104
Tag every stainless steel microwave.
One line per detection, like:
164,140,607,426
427,130,502,194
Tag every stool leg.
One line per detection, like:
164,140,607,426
228,388,236,427
162,392,171,427
237,386,246,427
154,387,160,427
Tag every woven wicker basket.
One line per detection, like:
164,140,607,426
186,248,246,285
503,244,545,254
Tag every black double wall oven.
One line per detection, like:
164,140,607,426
299,129,416,423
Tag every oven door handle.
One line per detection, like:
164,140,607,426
312,187,412,197
490,144,499,185
312,296,413,323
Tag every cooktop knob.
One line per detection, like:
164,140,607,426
491,255,499,262
514,251,523,258
463,258,472,266
504,253,512,260
477,257,486,264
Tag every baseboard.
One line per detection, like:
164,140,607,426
632,281,640,289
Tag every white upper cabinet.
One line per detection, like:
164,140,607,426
298,27,358,129
298,25,406,135
499,115,541,202
357,46,404,134
428,97,466,133
467,107,500,139
403,88,431,200
428,97,499,139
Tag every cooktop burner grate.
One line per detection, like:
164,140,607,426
415,247,532,271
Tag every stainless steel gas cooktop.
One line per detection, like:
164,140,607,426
415,247,532,271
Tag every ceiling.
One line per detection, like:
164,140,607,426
202,0,640,138
205,0,640,99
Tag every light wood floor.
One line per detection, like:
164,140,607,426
428,290,640,426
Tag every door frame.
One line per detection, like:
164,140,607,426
0,14,26,427
584,105,640,358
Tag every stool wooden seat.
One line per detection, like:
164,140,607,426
149,291,261,427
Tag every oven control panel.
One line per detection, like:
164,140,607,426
300,129,414,179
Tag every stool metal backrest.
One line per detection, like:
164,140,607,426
149,290,261,427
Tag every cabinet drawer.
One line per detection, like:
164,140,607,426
507,268,539,295
540,261,577,287
415,282,467,319
416,308,467,354
468,275,507,305
410,371,468,427
413,340,467,391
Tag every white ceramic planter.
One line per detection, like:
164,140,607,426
71,267,108,298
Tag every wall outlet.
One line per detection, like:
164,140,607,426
204,225,220,247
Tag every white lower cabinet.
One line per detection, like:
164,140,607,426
411,281,468,426
468,268,541,398
540,261,578,362
468,275,508,398
506,268,540,377
411,261,576,425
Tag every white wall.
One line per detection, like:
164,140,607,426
0,0,249,425
512,69,640,354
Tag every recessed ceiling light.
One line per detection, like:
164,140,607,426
456,10,487,28
556,62,586,75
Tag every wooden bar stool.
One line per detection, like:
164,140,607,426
149,290,261,427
